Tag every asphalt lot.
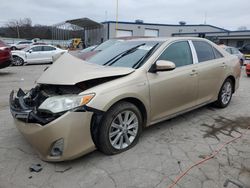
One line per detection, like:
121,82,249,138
0,65,250,188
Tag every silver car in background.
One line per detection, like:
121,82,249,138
222,45,245,65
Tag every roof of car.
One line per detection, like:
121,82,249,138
127,37,209,42
219,45,237,50
30,44,55,47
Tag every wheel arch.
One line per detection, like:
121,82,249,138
226,75,236,93
114,97,148,128
90,97,148,148
12,54,25,61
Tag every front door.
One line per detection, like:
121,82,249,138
26,46,44,63
147,41,198,122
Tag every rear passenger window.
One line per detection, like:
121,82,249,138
193,41,215,62
43,46,56,51
158,41,193,67
213,47,224,59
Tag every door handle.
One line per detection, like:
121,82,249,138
190,69,198,76
220,62,226,68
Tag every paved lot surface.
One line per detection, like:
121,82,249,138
0,65,250,188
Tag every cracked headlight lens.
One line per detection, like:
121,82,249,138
38,94,95,113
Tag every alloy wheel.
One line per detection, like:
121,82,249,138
13,56,24,66
109,110,139,150
221,81,232,105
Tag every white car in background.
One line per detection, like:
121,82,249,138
10,41,33,50
12,45,67,66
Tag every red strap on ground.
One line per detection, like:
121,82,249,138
167,126,250,188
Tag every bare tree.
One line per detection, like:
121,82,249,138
5,18,32,38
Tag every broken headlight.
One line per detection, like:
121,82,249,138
38,94,95,113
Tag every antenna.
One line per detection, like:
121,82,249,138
204,12,207,24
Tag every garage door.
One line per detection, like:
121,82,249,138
144,29,159,37
116,30,133,37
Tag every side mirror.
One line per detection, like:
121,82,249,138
150,60,176,72
28,49,33,53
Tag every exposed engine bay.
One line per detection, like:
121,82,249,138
10,84,82,125
10,76,119,125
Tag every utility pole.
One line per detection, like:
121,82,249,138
204,12,207,24
115,0,119,37
16,24,20,38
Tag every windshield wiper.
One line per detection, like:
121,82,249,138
132,43,159,69
103,43,146,66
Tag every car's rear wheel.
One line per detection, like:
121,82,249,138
97,102,142,155
12,56,24,66
214,78,233,108
11,46,17,50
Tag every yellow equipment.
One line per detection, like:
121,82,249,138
70,38,83,49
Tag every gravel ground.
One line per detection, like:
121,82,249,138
0,65,250,188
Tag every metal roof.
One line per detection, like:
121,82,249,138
66,18,102,29
102,21,229,32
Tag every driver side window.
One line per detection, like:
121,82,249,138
158,41,193,67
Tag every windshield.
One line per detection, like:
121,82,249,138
88,41,160,68
22,46,32,52
94,39,123,51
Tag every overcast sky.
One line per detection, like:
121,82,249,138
0,0,249,30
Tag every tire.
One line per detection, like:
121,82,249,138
247,74,250,77
12,56,24,66
214,78,233,108
97,101,143,155
11,46,17,50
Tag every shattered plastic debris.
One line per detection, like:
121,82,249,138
29,164,43,173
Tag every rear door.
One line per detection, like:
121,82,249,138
191,40,225,104
147,40,199,122
41,46,57,62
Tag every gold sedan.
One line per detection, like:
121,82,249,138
10,37,240,161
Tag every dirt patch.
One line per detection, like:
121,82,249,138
201,116,250,140
0,71,14,77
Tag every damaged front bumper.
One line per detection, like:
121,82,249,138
9,90,97,161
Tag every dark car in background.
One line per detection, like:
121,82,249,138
77,39,123,60
239,44,250,55
0,40,12,69
77,36,153,60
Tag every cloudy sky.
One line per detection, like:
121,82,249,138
0,0,249,30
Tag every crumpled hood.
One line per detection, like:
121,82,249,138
37,53,135,85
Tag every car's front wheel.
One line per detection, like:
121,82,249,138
214,78,233,108
12,56,24,66
98,101,142,155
